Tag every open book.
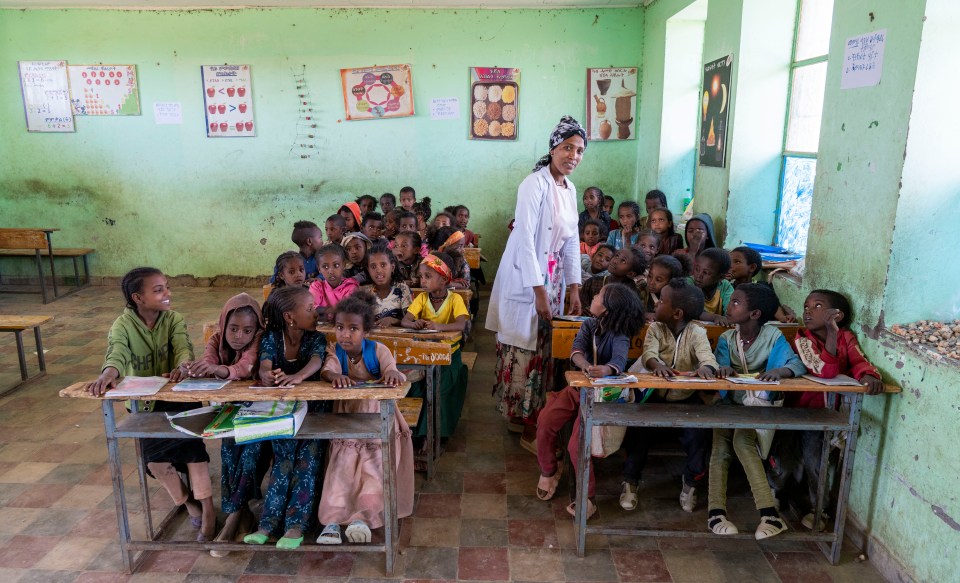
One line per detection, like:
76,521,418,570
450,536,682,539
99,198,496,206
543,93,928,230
802,373,863,387
106,376,167,397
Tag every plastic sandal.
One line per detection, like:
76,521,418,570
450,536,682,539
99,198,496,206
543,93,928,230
619,481,638,511
536,471,562,501
708,514,739,535
276,535,304,550
243,532,269,545
565,499,597,521
345,520,372,543
190,516,203,529
317,523,343,545
755,515,788,540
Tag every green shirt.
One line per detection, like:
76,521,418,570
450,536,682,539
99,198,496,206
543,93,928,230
102,308,194,377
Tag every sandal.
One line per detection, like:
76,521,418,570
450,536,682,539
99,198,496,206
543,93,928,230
536,471,562,501
708,514,739,535
243,531,269,545
565,499,597,521
755,515,788,540
317,523,342,545
345,520,372,543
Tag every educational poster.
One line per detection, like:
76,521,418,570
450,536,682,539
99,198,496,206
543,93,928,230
68,65,140,115
841,30,886,89
469,67,519,141
699,54,733,168
202,64,255,137
340,64,414,121
586,68,637,141
18,60,75,132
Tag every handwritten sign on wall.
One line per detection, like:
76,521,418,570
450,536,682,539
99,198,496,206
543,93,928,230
18,60,75,132
430,97,460,120
841,30,886,90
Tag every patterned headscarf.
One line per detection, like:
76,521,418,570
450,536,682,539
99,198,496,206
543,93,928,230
438,230,465,252
421,254,452,282
340,231,371,249
533,115,588,172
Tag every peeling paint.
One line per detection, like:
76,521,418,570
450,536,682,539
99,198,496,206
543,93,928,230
931,505,960,531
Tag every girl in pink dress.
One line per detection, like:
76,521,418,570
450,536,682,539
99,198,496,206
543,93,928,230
308,244,360,321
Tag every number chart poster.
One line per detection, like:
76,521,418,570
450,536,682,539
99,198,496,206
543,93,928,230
340,64,413,121
699,54,733,168
586,68,637,141
18,60,75,132
68,65,140,116
469,67,519,141
202,65,255,137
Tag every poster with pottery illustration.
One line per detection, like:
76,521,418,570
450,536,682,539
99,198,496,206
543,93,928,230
699,54,733,168
340,64,414,121
586,68,637,141
68,65,140,115
469,67,519,141
202,65,255,137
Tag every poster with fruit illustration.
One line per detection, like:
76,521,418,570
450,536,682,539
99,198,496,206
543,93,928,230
699,54,733,168
202,65,255,137
68,65,140,116
586,68,637,141
340,64,414,121
469,67,519,141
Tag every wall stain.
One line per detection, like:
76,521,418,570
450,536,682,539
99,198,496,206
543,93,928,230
869,120,879,128
259,238,267,245
103,218,116,226
932,505,960,531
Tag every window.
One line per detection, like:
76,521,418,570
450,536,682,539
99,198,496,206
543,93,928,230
776,0,833,253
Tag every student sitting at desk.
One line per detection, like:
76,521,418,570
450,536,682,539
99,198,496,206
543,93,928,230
708,284,806,540
178,293,268,554
246,286,328,550
691,248,735,324
621,279,718,513
534,283,644,520
363,242,413,328
580,247,647,315
269,221,322,283
317,291,414,544
86,267,215,542
309,244,360,322
401,253,470,439
767,289,883,531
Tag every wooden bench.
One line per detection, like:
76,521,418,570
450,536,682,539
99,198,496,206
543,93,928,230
564,370,900,564
60,379,409,575
0,228,94,303
0,315,52,396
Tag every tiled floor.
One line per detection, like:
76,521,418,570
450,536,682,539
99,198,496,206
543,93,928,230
0,285,886,582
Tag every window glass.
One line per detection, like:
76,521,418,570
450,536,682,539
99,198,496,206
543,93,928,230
777,156,817,252
795,0,834,61
785,61,828,153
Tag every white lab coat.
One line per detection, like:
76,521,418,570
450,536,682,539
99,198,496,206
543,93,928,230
485,167,582,351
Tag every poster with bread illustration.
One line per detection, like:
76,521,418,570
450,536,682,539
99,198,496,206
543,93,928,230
586,68,637,141
699,54,733,168
469,67,519,141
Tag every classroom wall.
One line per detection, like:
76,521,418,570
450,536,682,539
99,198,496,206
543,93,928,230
0,7,645,279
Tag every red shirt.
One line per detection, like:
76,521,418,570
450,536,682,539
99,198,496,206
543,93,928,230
790,328,880,408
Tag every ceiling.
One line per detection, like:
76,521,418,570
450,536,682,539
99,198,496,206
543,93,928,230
1,0,655,8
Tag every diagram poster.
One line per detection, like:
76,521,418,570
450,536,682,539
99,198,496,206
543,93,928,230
202,65,255,137
469,67,519,141
68,65,140,116
340,64,414,121
699,54,734,168
586,68,637,141
18,60,75,132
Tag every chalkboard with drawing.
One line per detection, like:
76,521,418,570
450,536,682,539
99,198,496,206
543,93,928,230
18,60,75,133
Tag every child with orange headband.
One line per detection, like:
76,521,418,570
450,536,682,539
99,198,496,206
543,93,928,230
401,253,470,439
429,227,470,290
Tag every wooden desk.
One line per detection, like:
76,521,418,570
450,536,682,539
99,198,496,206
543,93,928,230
551,320,801,360
463,248,482,270
0,314,52,395
564,371,899,565
60,380,409,575
0,227,92,303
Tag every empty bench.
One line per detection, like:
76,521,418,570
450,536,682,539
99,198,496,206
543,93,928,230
0,315,52,396
0,228,94,303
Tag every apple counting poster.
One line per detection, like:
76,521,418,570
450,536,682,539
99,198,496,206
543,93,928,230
340,64,414,121
202,65,255,137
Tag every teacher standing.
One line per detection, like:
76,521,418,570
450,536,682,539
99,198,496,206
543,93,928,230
487,116,586,446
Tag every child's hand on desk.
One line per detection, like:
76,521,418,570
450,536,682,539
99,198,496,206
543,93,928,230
383,371,406,386
758,368,789,382
715,366,737,379
650,363,678,378
87,367,119,396
185,361,221,378
421,320,439,330
585,365,613,378
696,365,716,380
166,365,188,383
330,374,355,389
862,374,884,395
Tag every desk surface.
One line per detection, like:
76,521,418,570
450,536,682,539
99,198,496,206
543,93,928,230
60,380,410,403
0,315,54,330
564,371,900,394
0,227,59,233
318,324,462,344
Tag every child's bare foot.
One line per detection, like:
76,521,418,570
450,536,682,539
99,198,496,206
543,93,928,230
199,497,216,541
184,498,203,528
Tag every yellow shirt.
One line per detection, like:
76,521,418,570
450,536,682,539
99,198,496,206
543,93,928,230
408,290,469,324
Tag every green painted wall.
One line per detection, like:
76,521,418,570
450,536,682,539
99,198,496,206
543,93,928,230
0,7,644,278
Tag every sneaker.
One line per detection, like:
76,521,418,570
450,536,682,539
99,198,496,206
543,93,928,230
755,515,788,540
708,514,738,535
679,479,697,513
801,512,829,531
619,481,638,511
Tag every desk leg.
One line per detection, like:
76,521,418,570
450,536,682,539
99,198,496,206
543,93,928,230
381,400,398,576
34,326,46,374
822,393,863,565
433,364,442,463
425,365,435,480
812,427,832,536
103,401,135,573
44,232,59,299
575,387,594,558
34,249,50,304
14,331,27,381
